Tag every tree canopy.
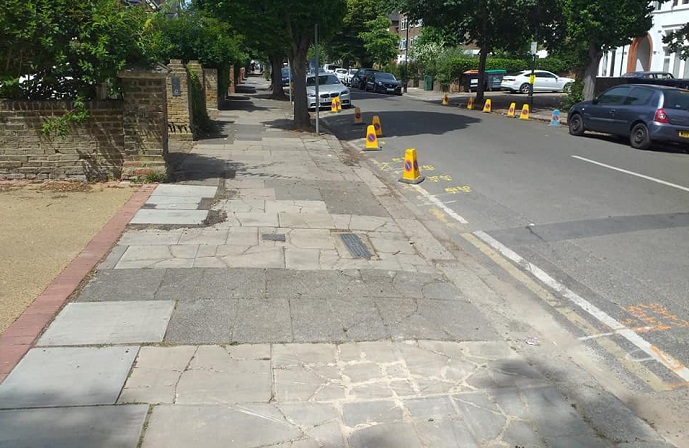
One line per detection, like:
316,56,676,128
663,24,689,63
359,16,399,67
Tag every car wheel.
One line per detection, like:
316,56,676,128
562,82,573,93
568,113,585,136
630,123,651,149
519,83,531,94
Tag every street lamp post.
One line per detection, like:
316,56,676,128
404,15,409,93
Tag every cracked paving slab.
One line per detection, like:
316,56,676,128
123,340,616,448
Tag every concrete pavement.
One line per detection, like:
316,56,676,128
0,76,674,447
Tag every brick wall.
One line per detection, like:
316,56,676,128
203,67,218,119
0,100,125,180
167,59,193,141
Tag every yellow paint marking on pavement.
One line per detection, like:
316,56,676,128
445,186,472,194
427,175,453,182
460,232,672,392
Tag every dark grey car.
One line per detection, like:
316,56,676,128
568,84,689,149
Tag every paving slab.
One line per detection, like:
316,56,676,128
129,209,208,225
155,268,266,301
77,268,167,302
0,405,148,448
38,301,174,346
143,404,301,448
348,422,423,448
164,298,236,343
0,346,138,408
149,184,217,197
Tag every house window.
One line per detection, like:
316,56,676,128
401,17,408,31
400,38,407,50
663,49,671,72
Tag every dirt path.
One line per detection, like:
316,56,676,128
0,182,135,333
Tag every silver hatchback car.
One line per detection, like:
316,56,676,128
568,84,689,149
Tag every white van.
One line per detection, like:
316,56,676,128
323,64,341,73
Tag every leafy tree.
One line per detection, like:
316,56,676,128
358,17,399,67
200,0,346,127
391,0,560,102
558,0,654,100
663,24,689,62
0,0,161,99
326,0,390,67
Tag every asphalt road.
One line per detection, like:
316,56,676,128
322,88,689,391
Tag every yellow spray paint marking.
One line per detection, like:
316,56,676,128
427,175,453,182
429,207,459,228
445,186,472,194
377,162,393,172
420,165,436,171
392,157,405,163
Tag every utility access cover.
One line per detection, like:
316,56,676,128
262,233,286,242
339,233,372,259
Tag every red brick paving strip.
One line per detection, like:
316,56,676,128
0,184,157,384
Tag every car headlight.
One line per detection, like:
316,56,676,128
342,90,349,95
377,81,383,85
307,92,315,98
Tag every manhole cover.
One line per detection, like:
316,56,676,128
262,233,286,242
339,233,372,259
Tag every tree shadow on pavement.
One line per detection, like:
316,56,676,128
319,109,482,141
219,96,271,112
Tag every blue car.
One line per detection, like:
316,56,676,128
568,84,689,149
281,67,291,87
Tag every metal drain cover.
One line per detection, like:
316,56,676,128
262,233,286,242
340,233,372,259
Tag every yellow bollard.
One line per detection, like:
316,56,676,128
398,148,425,184
519,104,530,120
442,93,449,105
372,115,383,137
507,102,516,117
336,96,342,112
364,125,379,150
354,107,363,124
331,98,337,113
467,97,474,110
482,99,492,113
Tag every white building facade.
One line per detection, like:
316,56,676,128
598,0,689,78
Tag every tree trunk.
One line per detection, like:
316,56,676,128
476,8,490,103
268,53,287,100
290,35,312,130
583,44,603,101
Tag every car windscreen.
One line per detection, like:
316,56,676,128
306,75,340,86
663,90,689,111
376,73,396,81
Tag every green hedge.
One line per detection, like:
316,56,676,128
433,56,571,87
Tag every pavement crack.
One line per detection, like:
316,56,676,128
174,346,199,404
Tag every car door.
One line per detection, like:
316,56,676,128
583,85,632,134
609,86,656,136
533,72,557,92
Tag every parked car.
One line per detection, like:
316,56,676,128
501,70,574,93
365,72,403,95
306,73,351,110
568,84,689,150
623,71,675,79
344,68,358,86
334,68,349,84
351,68,379,89
280,67,291,87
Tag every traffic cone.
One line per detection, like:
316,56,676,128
398,148,425,184
549,109,561,126
467,97,474,110
336,97,342,112
354,107,363,124
442,93,449,105
331,98,337,113
507,102,516,117
365,125,379,150
372,115,383,137
482,99,492,113
519,104,530,120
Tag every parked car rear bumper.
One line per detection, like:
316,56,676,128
648,122,689,144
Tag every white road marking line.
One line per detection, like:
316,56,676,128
473,229,689,383
578,326,653,341
572,155,689,193
413,185,469,224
